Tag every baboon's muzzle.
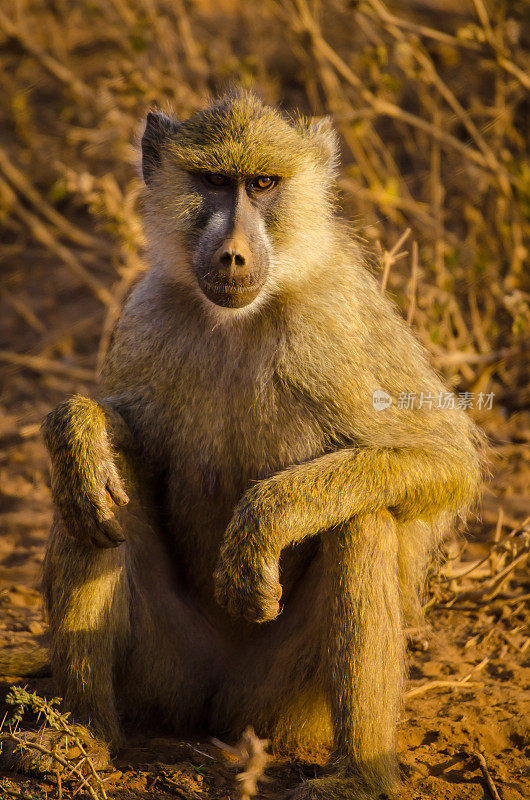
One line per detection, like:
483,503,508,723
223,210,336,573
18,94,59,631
198,231,267,309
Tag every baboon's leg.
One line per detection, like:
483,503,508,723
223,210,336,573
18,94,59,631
118,512,225,735
44,480,221,744
43,517,129,746
325,510,403,797
276,511,403,800
211,547,331,749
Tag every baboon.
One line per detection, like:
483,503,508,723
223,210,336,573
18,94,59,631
40,90,482,799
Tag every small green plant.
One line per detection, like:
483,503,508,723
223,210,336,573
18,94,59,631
0,687,109,800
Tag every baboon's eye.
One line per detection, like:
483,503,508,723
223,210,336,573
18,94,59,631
249,175,278,192
203,172,231,187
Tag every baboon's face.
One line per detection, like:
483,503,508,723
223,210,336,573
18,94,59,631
141,95,337,312
185,172,276,309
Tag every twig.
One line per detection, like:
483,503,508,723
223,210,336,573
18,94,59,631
475,752,502,800
363,0,529,90
379,228,410,293
0,350,96,382
291,0,520,188
213,727,271,800
407,657,489,699
172,0,207,74
0,8,94,102
0,147,103,252
471,0,496,48
435,342,529,367
188,745,215,760
0,288,46,335
68,740,107,799
38,312,102,359
407,241,418,325
340,178,440,234
0,176,112,306
366,0,511,195
490,507,504,576
485,551,529,600
1,734,100,800
501,593,530,606
360,0,481,51
406,679,478,699
441,553,493,581
3,689,109,799
498,56,530,91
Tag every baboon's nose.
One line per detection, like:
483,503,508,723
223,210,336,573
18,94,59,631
214,236,253,280
219,249,246,268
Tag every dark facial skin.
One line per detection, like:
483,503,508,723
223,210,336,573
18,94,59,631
190,173,280,309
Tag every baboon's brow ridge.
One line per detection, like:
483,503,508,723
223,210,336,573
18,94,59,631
165,90,313,177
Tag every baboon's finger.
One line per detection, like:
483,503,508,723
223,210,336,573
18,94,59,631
98,515,126,545
243,596,281,624
88,526,121,548
106,472,130,506
86,513,125,548
58,494,124,548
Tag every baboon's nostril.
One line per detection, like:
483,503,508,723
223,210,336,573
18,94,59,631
219,250,246,268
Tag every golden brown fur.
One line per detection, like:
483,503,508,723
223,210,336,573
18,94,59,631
39,90,483,798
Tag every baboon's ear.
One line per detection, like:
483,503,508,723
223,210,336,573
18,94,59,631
141,111,179,185
307,116,339,173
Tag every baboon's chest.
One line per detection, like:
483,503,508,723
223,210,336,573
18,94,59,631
167,360,324,511
159,358,324,609
121,324,330,604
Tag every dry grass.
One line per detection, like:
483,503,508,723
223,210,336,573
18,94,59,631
0,0,528,404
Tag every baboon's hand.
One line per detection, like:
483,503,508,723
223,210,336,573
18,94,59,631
214,547,282,623
43,397,130,548
213,509,282,623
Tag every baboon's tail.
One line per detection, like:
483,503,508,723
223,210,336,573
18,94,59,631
0,645,51,678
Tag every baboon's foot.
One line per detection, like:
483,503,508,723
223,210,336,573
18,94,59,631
284,774,400,800
1,724,111,775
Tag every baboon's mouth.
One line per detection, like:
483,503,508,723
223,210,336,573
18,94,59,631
199,277,263,308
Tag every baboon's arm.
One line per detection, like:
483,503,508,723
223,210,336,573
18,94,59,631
238,443,480,543
214,443,481,621
42,396,132,548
